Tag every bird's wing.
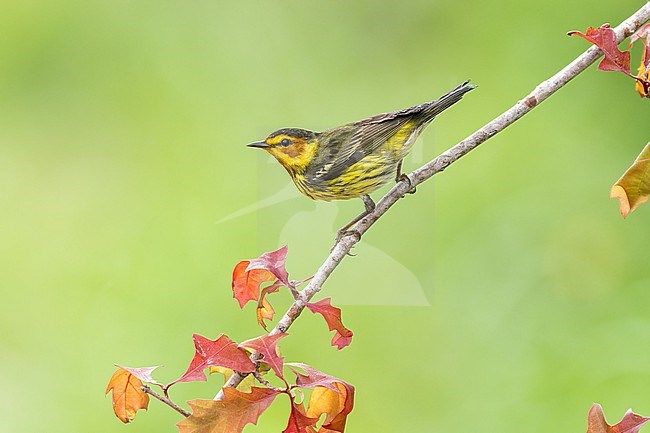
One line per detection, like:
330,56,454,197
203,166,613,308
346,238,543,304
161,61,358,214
307,81,475,183
308,115,414,183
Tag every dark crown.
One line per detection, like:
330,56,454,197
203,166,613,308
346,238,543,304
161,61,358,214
268,128,315,140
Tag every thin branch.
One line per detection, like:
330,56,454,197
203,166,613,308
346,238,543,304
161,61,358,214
142,385,191,417
216,2,650,399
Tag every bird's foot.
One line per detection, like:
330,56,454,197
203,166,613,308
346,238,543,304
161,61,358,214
397,173,417,195
332,229,362,255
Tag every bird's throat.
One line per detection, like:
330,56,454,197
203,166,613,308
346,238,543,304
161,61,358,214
270,139,318,174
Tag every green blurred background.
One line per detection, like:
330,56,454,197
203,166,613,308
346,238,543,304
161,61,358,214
2,1,650,432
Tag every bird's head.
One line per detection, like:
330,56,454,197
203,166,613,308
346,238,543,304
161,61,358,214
247,128,318,173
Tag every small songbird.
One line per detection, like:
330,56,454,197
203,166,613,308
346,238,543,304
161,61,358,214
248,81,475,237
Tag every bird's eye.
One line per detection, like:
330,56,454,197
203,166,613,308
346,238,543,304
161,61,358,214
280,138,291,146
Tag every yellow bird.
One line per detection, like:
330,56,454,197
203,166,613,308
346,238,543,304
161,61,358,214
248,81,475,236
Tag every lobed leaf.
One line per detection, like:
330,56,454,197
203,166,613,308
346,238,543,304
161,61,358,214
167,334,255,389
246,245,290,286
611,142,650,218
307,383,347,426
115,365,163,388
287,363,355,433
630,23,650,46
239,333,288,379
209,366,256,392
177,387,281,433
105,367,150,423
257,280,283,330
586,403,650,433
283,396,319,433
634,28,650,97
232,260,275,308
568,24,631,74
305,298,353,350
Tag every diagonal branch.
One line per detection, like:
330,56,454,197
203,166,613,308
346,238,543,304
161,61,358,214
216,1,650,399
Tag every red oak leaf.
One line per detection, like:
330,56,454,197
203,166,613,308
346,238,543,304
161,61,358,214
307,383,347,426
232,260,276,308
177,387,281,433
287,363,355,433
239,333,288,379
283,396,319,433
115,365,162,388
630,23,650,46
105,367,149,423
587,403,650,433
569,24,631,74
167,334,255,389
633,27,650,97
305,298,353,349
246,245,290,286
257,280,283,330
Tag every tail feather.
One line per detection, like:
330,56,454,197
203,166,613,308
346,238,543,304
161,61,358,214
420,80,476,122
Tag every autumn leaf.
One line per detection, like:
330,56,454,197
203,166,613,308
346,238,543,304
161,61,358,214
177,387,280,433
287,363,355,433
632,25,650,97
636,46,650,97
569,24,631,74
611,142,650,218
257,280,283,330
586,403,650,433
307,383,347,426
232,246,290,309
115,364,163,388
246,245,290,286
630,23,650,45
305,298,353,350
167,334,255,389
209,366,256,392
105,367,149,423
232,260,276,308
239,333,288,379
284,396,319,433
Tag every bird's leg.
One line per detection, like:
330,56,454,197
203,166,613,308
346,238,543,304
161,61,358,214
335,195,375,245
395,159,416,195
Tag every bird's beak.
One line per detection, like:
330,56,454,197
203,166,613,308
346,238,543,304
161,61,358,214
247,140,270,149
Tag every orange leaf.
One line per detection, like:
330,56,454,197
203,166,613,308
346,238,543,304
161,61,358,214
586,404,650,433
306,383,347,425
288,363,355,433
611,142,650,218
232,261,275,308
232,246,290,309
256,281,282,330
105,367,149,423
634,30,650,98
176,387,280,433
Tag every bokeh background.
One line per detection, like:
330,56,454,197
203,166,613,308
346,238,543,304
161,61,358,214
2,1,650,432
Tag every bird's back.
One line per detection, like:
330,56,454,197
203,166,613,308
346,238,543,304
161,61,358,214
294,81,476,200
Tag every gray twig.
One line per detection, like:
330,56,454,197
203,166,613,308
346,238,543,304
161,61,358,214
215,2,650,400
142,385,191,418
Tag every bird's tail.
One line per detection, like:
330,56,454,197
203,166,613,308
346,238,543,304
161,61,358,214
420,80,476,122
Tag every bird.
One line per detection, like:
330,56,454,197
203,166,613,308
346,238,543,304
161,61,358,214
247,81,476,240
